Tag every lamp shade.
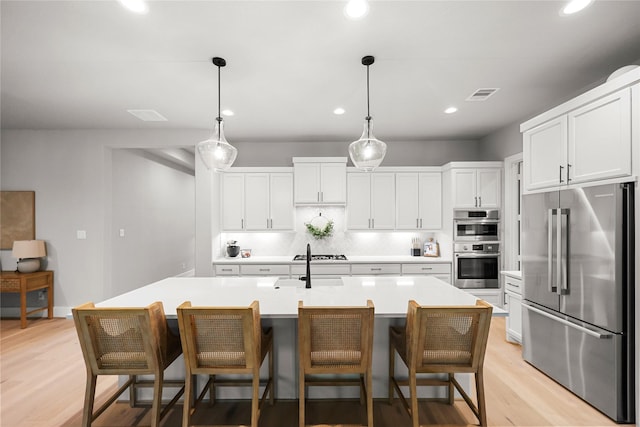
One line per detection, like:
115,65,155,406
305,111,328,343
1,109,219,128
12,240,46,259
197,119,238,171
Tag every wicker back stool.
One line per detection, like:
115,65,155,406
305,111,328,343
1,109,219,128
389,299,493,427
72,301,184,427
176,300,274,427
298,299,375,427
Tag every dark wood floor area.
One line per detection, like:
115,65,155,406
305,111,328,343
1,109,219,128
1,316,630,427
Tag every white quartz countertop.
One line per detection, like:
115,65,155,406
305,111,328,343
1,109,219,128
97,276,504,318
501,270,522,280
214,255,452,264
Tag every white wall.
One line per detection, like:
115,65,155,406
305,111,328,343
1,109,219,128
478,123,523,161
110,149,194,297
0,129,204,315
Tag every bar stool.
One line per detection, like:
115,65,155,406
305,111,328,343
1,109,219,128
176,300,274,427
389,299,493,427
72,301,184,427
298,299,375,427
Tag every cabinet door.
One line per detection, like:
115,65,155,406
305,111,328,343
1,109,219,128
221,174,245,230
506,291,523,343
395,173,420,229
451,169,477,208
269,173,294,230
476,169,501,208
347,173,371,229
568,88,631,185
371,173,395,229
523,117,567,191
419,172,442,229
294,163,320,204
244,173,270,230
320,163,347,204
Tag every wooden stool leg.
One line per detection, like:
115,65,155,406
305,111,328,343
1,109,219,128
410,370,419,427
299,373,305,427
251,373,260,427
388,343,395,405
448,373,455,404
149,372,163,427
82,372,97,427
476,369,487,427
182,373,193,427
366,369,374,427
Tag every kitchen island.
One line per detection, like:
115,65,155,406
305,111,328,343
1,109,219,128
98,275,504,400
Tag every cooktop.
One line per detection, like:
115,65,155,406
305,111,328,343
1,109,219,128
293,254,348,261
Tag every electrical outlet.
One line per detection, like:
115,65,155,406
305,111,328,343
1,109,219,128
181,262,186,270
38,291,45,301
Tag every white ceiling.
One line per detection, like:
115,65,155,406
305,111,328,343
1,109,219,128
2,0,640,143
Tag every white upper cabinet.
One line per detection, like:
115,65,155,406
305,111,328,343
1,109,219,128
221,171,294,231
396,172,442,230
523,116,568,190
522,86,633,192
221,173,245,230
451,168,501,208
347,172,395,230
568,89,631,184
293,158,347,205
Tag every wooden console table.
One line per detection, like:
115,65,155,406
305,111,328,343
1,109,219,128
0,270,54,328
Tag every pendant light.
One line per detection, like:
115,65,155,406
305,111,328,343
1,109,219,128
348,55,387,172
197,57,238,172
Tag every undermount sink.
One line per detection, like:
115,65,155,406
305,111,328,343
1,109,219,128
274,278,344,288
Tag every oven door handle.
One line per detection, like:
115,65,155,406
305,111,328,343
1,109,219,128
454,220,500,225
455,253,500,258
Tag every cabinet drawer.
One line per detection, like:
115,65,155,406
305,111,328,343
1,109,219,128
215,265,239,276
401,263,450,275
291,264,350,276
240,264,290,276
505,278,522,295
351,264,401,275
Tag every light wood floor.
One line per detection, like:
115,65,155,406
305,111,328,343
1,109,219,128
0,317,630,427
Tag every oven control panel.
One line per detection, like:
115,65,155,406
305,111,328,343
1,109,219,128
454,243,499,253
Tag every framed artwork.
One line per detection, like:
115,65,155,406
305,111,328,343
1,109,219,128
424,240,440,257
241,249,252,258
0,191,35,250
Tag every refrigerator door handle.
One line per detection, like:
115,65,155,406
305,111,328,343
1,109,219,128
548,209,557,293
523,303,612,339
558,208,570,295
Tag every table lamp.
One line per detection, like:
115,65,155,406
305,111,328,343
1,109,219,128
12,240,47,273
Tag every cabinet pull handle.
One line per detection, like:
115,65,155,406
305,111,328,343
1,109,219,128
421,267,433,270
321,191,324,202
478,196,482,207
474,196,478,207
567,163,572,182
259,268,270,272
416,218,419,228
221,268,232,272
241,219,244,229
420,218,423,228
370,268,382,271
559,165,564,183
371,218,374,228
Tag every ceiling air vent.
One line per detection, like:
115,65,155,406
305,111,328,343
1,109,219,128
127,109,168,122
466,88,500,102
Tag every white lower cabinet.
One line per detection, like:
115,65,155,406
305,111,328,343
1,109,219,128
351,264,401,276
401,263,451,284
466,288,502,308
240,264,290,278
214,264,240,276
290,264,350,279
503,274,523,344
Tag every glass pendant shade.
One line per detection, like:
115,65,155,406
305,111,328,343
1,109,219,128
349,118,386,172
197,119,238,172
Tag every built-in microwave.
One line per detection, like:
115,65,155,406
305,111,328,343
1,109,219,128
453,209,500,242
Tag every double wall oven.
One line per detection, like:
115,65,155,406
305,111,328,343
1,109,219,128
453,209,501,289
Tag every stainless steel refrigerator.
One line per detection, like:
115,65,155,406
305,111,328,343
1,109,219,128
522,182,635,423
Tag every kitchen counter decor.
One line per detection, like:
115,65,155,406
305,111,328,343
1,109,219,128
305,212,333,239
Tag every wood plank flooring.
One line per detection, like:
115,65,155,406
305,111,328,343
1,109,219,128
0,317,630,427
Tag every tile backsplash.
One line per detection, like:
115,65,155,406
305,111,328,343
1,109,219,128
218,207,451,258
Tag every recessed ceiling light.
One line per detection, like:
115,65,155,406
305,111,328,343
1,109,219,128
444,107,458,114
560,0,593,16
344,0,369,19
222,109,234,117
118,0,149,14
333,107,346,115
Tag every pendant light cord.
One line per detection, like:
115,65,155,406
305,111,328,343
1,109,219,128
366,62,371,139
217,63,222,123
